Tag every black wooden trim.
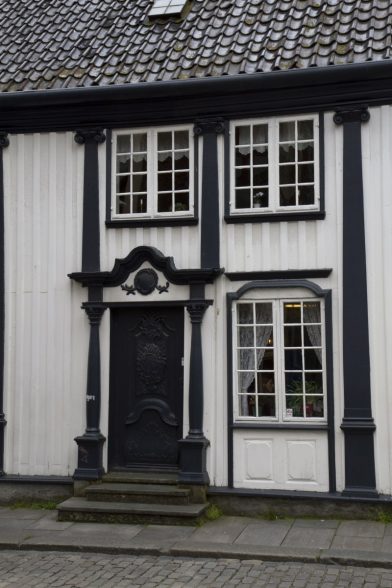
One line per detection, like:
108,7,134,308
226,279,336,492
69,245,224,287
319,112,325,214
195,118,224,268
231,423,328,431
226,269,332,281
0,475,73,485
334,106,377,498
3,61,392,132
105,128,199,228
0,132,9,477
101,300,213,309
225,211,326,224
74,128,105,273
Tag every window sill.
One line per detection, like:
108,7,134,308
106,217,198,228
231,422,328,431
225,211,325,224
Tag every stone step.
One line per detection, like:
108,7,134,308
102,471,178,486
57,497,208,526
86,483,191,505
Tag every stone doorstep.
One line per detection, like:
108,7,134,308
102,471,178,485
86,482,191,505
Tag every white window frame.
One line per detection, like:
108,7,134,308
111,124,194,220
230,114,320,215
233,297,327,424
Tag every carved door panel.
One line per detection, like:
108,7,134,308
109,307,184,470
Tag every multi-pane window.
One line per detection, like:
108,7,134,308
231,115,319,214
234,299,326,422
113,126,193,219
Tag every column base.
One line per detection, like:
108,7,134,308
341,418,377,496
342,486,379,498
73,432,106,481
178,436,210,485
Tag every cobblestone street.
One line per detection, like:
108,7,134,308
0,551,391,587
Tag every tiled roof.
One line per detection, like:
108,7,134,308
0,0,391,92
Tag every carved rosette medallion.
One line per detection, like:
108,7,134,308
74,128,106,145
333,106,370,126
194,118,225,136
121,268,169,296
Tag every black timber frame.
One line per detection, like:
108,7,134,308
70,246,223,484
333,106,377,498
226,279,335,493
0,132,8,476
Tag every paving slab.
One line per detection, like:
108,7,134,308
292,519,340,529
331,535,383,552
335,521,385,538
26,511,73,531
132,524,195,544
191,516,253,544
234,520,292,547
283,526,336,549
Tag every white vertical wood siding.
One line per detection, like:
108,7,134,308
3,132,87,476
363,106,392,496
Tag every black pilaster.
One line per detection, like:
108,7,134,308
194,119,224,269
178,286,211,485
74,303,106,480
0,132,8,477
74,129,106,272
334,106,377,497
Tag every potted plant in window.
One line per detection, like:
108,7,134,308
253,191,265,208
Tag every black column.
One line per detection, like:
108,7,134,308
334,106,377,497
0,132,8,476
194,119,224,269
74,304,106,480
74,128,105,273
73,128,106,480
178,289,211,485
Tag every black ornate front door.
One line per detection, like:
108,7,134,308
108,307,184,470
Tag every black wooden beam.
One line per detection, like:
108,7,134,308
0,132,8,476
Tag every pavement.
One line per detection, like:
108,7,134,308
0,507,392,570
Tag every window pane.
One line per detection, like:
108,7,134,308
174,151,189,170
238,326,254,347
285,349,303,370
298,164,314,183
279,165,295,185
298,120,314,140
256,348,274,371
158,152,173,171
305,396,324,418
132,174,147,193
279,121,295,142
133,133,147,152
158,173,172,192
238,304,254,324
305,373,323,395
253,124,268,144
239,372,255,393
285,372,303,394
238,349,255,370
279,144,295,163
239,395,256,416
284,326,302,347
117,195,130,214
286,395,304,417
284,303,301,323
174,130,189,150
256,327,273,347
259,373,275,395
253,167,268,186
174,193,189,212
157,193,172,212
132,194,147,214
253,145,268,165
235,189,251,209
133,153,147,172
280,186,296,206
303,301,321,323
174,172,189,191
236,147,250,166
255,303,273,324
304,348,322,370
236,168,250,187
298,185,315,205
304,324,321,347
252,189,268,208
117,175,130,193
235,125,250,145
298,142,314,162
158,132,172,151
117,135,130,153
117,155,130,174
258,395,275,417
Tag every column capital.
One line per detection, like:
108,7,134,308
194,118,225,136
186,300,209,324
333,106,370,125
0,132,9,149
74,128,106,145
82,303,106,326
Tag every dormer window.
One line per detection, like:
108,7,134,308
149,0,189,18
